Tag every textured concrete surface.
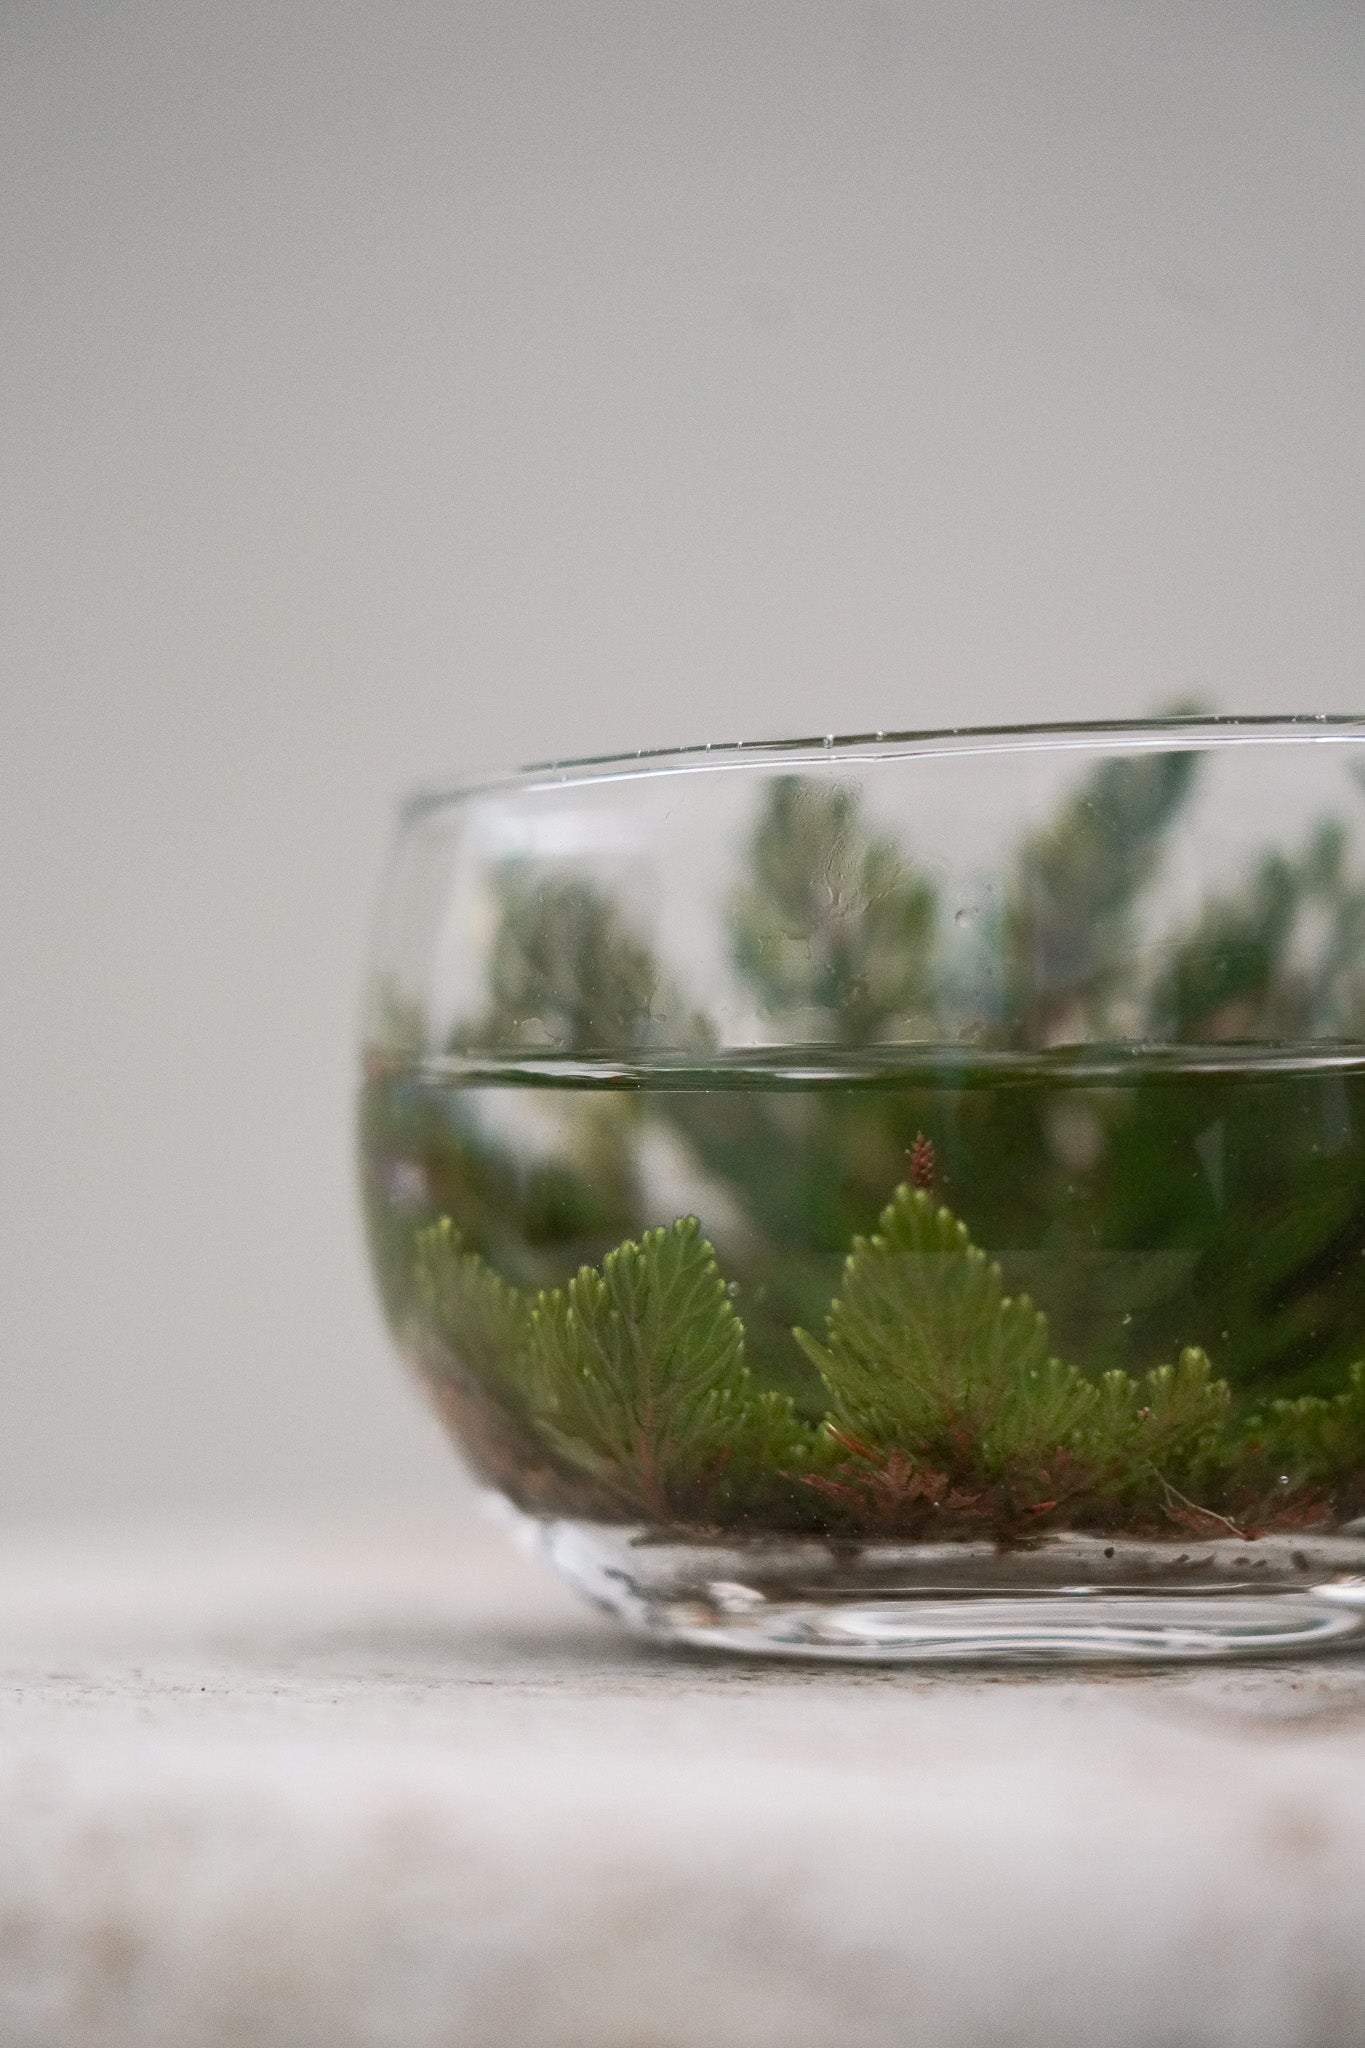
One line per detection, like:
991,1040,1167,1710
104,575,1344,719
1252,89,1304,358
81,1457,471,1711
2,1508,1365,2047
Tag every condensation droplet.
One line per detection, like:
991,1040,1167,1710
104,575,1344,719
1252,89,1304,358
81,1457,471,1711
726,1280,740,1297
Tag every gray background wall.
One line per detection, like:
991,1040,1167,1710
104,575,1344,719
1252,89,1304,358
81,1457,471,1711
4,0,1364,1526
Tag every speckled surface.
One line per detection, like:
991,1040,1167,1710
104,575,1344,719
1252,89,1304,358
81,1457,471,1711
2,1507,1365,2047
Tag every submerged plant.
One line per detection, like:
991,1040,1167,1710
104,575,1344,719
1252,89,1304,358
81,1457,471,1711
524,1217,802,1521
412,1214,815,1526
405,1182,1365,1543
794,1187,1091,1486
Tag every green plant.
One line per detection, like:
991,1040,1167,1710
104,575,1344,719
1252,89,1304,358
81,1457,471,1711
412,1216,533,1422
794,1187,1236,1534
525,1217,799,1520
1242,1362,1365,1520
414,1215,814,1525
794,1186,1088,1476
406,1184,1364,1542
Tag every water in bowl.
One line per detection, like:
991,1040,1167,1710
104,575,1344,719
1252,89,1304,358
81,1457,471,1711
359,1044,1365,1661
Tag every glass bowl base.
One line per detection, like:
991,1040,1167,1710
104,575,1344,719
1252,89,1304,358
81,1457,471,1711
526,1514,1365,1666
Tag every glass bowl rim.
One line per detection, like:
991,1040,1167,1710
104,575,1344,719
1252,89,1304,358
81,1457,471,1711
400,712,1365,819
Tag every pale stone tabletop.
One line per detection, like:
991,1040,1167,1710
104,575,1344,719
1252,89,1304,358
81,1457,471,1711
3,1506,1365,2048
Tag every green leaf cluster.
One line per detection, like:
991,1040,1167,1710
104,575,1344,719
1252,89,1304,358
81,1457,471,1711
1246,1363,1365,1516
405,1186,1363,1540
526,1218,798,1519
412,1213,812,1525
796,1186,1233,1525
412,1215,532,1421
794,1188,1085,1474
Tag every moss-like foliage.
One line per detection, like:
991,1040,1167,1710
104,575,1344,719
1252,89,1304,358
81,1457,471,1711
412,1216,533,1422
1240,1362,1365,1523
407,1188,1365,1542
414,1215,815,1526
525,1217,796,1520
795,1188,1087,1475
799,1190,1236,1535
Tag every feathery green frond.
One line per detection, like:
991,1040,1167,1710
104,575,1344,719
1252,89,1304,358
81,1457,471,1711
794,1184,1092,1477
1135,1347,1232,1464
398,1190,1360,1536
1256,1362,1365,1493
526,1217,775,1518
1076,1348,1232,1506
411,1217,533,1415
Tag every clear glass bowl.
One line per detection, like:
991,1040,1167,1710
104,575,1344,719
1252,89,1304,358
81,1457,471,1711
359,717,1365,1663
